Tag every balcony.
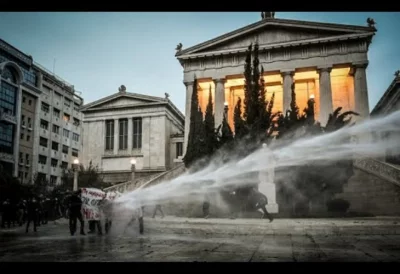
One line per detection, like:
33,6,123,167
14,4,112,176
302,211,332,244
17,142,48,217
50,166,60,176
0,152,14,163
40,146,49,155
40,128,50,139
0,111,17,125
38,163,47,172
52,116,61,125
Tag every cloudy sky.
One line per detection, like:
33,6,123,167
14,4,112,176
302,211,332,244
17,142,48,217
0,12,399,113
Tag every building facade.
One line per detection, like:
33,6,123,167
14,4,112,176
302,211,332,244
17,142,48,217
0,38,84,185
80,86,184,184
370,71,400,165
175,14,377,155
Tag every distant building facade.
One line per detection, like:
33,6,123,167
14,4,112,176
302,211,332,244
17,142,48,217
0,38,84,185
80,86,184,184
371,71,400,165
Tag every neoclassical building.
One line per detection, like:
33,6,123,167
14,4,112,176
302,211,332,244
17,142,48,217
81,86,185,184
175,13,377,154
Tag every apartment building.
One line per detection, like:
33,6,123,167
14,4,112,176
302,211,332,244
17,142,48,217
35,66,84,185
0,38,84,185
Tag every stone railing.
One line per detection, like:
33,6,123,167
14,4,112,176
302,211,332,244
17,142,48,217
138,163,186,190
354,156,400,187
103,173,160,194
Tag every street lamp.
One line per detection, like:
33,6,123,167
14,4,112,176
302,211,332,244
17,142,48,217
224,101,229,118
73,158,79,191
130,158,136,182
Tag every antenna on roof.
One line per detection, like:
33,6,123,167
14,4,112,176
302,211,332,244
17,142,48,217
53,58,56,76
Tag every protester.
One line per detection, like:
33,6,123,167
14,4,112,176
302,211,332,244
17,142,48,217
152,204,164,219
25,196,39,233
1,199,12,228
67,190,85,236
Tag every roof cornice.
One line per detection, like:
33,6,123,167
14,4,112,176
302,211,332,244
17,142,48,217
176,17,376,57
177,32,375,60
80,91,165,111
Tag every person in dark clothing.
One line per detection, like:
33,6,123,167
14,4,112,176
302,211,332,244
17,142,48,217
41,198,51,224
17,200,25,226
36,197,43,227
202,195,210,219
100,198,113,234
152,204,164,219
249,188,274,222
126,205,144,234
139,206,144,234
68,190,85,236
25,197,39,233
1,199,12,228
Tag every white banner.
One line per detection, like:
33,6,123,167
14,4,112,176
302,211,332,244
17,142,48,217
81,188,106,221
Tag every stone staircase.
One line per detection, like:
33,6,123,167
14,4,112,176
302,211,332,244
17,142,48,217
104,163,186,194
336,155,400,216
353,156,400,187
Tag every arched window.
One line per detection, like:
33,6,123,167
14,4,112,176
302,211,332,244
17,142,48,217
3,66,17,84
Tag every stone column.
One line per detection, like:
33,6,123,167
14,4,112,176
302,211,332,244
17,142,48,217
113,119,118,154
183,81,194,156
127,117,133,152
353,62,370,119
318,67,333,126
281,70,294,114
213,78,226,130
351,62,372,144
36,71,43,89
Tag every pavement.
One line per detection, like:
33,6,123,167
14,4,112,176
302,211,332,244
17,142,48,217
1,216,400,262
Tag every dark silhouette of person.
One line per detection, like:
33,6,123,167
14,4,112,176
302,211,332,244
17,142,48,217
126,205,144,234
68,190,85,236
250,188,274,222
1,199,12,228
139,206,144,234
25,197,39,233
152,204,164,219
42,197,51,224
203,194,210,219
100,198,113,234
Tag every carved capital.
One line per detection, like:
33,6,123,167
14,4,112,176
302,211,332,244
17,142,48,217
183,81,194,87
280,70,294,77
317,66,332,74
352,62,369,69
213,78,226,84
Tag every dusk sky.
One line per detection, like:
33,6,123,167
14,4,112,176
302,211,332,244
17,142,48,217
0,12,399,113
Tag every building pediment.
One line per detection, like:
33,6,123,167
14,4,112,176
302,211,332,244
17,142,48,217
81,91,166,112
176,18,376,58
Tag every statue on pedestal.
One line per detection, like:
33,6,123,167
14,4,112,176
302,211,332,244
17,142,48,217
261,12,275,20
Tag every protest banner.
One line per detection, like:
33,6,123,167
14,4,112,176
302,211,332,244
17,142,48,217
80,188,106,221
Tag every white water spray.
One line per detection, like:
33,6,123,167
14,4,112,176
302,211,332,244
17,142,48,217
115,111,400,211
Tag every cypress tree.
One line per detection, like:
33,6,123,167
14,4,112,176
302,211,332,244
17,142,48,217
184,77,206,168
233,97,248,139
203,85,217,157
243,44,253,123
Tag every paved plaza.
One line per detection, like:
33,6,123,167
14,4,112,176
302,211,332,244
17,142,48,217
1,217,400,262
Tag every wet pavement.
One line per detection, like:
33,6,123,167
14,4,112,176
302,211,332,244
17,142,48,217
1,217,400,262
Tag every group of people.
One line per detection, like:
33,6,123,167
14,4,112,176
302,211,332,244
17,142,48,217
63,190,114,236
1,196,63,233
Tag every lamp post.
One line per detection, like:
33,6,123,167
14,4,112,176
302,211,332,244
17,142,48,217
130,158,136,182
224,101,229,118
72,158,79,191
